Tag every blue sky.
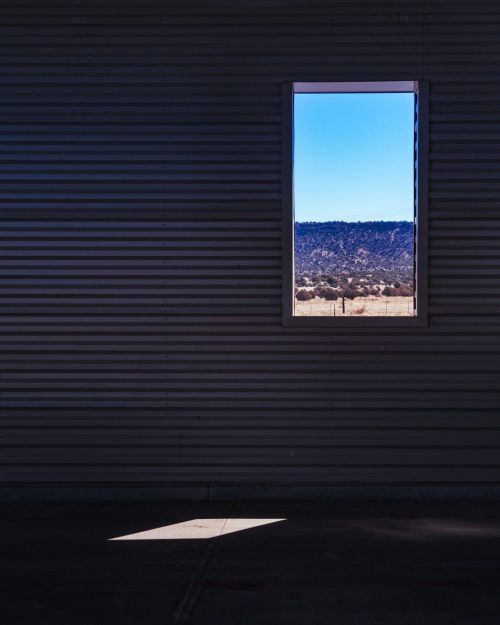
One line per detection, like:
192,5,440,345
294,92,414,222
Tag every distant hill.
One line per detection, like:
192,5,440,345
295,221,413,284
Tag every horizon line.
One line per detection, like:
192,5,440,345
295,219,413,224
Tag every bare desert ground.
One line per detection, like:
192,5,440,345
295,295,414,317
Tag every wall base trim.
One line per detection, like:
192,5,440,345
2,485,500,502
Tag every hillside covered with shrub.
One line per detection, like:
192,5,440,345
295,221,413,299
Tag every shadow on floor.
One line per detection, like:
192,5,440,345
1,501,500,624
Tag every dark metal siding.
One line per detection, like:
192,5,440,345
1,1,500,494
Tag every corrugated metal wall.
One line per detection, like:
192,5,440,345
1,1,500,499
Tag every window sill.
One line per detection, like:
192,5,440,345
282,314,428,329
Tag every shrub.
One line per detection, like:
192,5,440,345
323,287,338,301
382,286,394,296
296,289,315,301
395,285,413,297
313,286,338,300
343,288,358,300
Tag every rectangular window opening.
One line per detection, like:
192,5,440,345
283,81,428,326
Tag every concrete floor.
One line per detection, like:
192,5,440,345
2,502,500,624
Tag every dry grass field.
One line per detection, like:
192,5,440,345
295,295,414,317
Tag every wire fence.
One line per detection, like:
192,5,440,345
295,296,414,317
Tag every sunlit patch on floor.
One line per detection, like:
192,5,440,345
109,518,286,541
